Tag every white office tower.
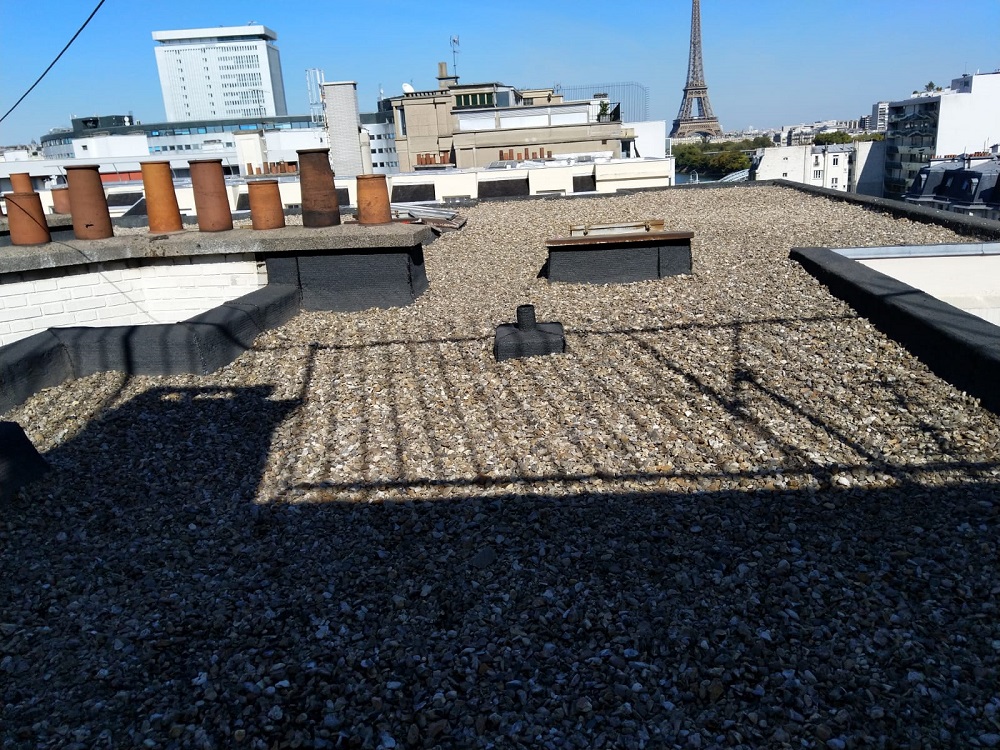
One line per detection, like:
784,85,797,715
153,25,288,121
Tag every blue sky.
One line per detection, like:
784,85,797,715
2,0,999,145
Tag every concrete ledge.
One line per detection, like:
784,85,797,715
0,331,75,415
220,283,301,333
0,223,435,275
0,284,300,414
791,246,1000,415
52,324,217,377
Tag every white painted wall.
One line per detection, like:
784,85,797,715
264,129,328,164
365,120,399,174
936,72,1000,156
755,145,808,182
0,255,266,346
73,134,151,160
627,121,667,159
755,142,885,195
235,132,268,175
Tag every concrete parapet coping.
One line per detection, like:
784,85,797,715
791,246,1000,415
832,242,1000,260
0,223,434,276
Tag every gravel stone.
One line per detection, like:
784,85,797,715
3,186,999,748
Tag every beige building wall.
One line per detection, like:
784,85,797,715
392,92,456,171
452,123,624,168
390,66,625,172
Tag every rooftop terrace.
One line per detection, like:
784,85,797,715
3,186,1000,747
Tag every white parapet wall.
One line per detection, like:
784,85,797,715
594,160,675,192
0,254,266,347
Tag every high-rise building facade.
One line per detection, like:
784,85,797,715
152,25,288,122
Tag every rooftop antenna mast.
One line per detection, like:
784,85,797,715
450,35,460,77
306,68,326,125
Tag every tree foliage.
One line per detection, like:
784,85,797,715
709,151,751,172
672,137,771,175
813,131,852,146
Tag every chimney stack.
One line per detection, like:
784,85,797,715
436,61,458,89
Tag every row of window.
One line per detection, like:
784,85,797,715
149,141,234,152
222,73,263,85
149,121,313,138
813,155,841,167
217,54,258,64
374,161,398,168
455,92,495,108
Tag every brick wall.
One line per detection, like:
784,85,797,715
0,254,266,346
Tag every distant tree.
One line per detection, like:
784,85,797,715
813,131,852,146
748,135,775,149
672,142,709,172
924,81,937,92
710,150,751,173
853,132,885,142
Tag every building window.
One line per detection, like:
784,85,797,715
813,170,822,179
782,172,788,178
831,177,839,188
832,156,839,166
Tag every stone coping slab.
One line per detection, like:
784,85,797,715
0,223,434,275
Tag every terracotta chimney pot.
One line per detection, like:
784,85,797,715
4,192,51,245
297,148,341,227
355,174,392,225
65,164,113,240
248,180,285,230
188,159,233,232
140,161,183,233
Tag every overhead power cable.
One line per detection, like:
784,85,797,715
0,0,108,125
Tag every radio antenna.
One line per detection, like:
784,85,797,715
450,35,460,77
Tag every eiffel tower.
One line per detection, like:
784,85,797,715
670,0,723,138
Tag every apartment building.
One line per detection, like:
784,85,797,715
754,141,886,196
883,70,1000,199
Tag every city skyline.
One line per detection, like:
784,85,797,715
2,0,999,146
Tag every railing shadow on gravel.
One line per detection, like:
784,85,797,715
251,311,998,504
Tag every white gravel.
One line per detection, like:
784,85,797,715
3,185,1000,749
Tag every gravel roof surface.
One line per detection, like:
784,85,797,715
3,185,1000,749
